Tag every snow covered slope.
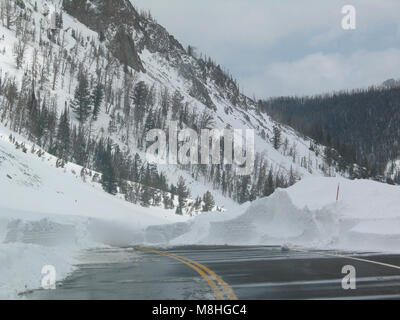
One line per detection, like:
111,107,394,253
0,0,349,211
0,124,187,298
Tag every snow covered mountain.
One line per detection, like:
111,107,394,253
0,0,399,299
0,0,352,213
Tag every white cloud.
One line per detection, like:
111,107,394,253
133,0,400,97
241,48,400,97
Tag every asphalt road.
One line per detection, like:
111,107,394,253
27,246,400,300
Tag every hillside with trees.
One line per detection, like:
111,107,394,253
261,85,400,183
0,0,356,215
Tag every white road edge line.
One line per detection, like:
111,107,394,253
292,248,400,271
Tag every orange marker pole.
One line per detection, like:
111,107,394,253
336,183,340,201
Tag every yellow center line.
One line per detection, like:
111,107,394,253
135,247,224,300
134,247,237,300
180,256,238,300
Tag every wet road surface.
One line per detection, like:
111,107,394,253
27,246,400,300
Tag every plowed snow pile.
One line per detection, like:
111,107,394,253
0,130,187,299
147,177,400,253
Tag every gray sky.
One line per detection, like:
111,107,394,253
133,0,400,98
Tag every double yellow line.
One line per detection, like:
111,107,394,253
134,247,238,300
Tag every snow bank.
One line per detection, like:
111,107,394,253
287,177,400,219
0,130,188,299
146,177,400,253
161,190,340,247
0,242,78,299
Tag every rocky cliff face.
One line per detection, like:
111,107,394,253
63,0,241,111
63,0,145,72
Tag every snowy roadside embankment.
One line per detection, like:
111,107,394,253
0,208,93,299
0,131,188,299
146,177,400,253
0,236,80,299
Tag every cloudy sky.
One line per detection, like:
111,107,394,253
133,0,400,98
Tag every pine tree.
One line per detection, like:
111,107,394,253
71,73,91,124
38,103,50,144
131,153,142,183
27,88,40,140
194,196,202,211
162,191,171,209
140,185,152,207
171,90,184,120
202,191,215,212
56,11,63,29
144,109,155,133
249,184,258,201
160,87,170,117
175,176,190,215
71,125,87,166
221,171,227,195
273,125,281,150
240,176,251,204
91,81,104,120
100,141,118,195
101,162,118,195
56,107,70,161
263,169,275,197
132,81,148,126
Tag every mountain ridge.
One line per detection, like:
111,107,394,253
0,0,355,212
